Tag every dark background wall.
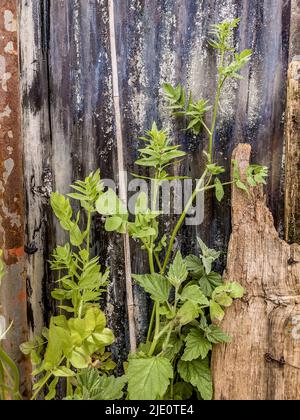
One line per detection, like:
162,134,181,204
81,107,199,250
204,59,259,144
18,0,291,363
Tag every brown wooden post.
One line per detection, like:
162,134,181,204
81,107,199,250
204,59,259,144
0,0,30,397
212,144,300,400
285,0,300,244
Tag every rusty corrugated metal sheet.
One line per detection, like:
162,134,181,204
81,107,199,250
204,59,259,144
0,0,30,397
18,0,291,365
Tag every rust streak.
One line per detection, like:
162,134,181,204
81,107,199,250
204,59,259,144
0,0,30,398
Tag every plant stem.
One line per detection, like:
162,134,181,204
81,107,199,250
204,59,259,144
86,210,92,256
209,49,225,161
162,169,208,273
66,361,72,397
31,357,65,401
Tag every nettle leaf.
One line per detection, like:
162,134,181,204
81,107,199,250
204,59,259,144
162,334,184,360
185,255,205,277
198,238,221,275
182,328,212,361
168,251,188,288
177,301,200,325
214,178,225,202
172,382,194,401
209,300,225,322
180,285,209,307
212,282,244,306
205,325,231,344
199,272,223,297
127,355,173,400
133,273,171,303
72,369,126,401
205,326,230,344
178,357,213,401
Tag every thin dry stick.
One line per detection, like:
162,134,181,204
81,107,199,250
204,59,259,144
108,0,137,352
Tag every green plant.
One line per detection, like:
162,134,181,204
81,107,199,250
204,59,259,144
21,171,125,400
95,18,268,400
0,251,21,400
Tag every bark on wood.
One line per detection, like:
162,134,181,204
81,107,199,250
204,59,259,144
284,63,300,244
212,144,300,400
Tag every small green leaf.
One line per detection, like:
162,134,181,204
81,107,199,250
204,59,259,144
105,216,123,232
177,301,200,325
178,358,213,401
205,325,231,344
168,252,188,288
182,329,212,361
127,356,173,400
52,366,76,378
214,178,225,202
180,285,209,306
132,273,171,303
209,300,225,322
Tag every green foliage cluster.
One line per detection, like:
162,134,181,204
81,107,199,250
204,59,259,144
21,172,126,400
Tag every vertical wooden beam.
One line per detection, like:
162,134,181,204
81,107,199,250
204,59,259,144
212,144,300,400
108,0,136,353
0,0,30,397
285,0,300,244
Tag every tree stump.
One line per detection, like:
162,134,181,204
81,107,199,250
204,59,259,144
212,144,300,400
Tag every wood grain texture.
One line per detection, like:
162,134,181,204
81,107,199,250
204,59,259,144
285,59,300,244
18,0,291,360
212,144,300,400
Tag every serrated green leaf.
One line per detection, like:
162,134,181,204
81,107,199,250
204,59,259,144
177,301,200,325
209,300,225,322
133,273,171,303
185,255,205,277
180,285,209,306
172,382,194,400
178,358,213,400
168,252,188,288
199,272,223,297
182,329,212,361
205,325,231,344
127,356,173,400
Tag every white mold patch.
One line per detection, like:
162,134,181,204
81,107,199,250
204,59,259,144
4,41,14,54
0,105,12,119
4,10,17,32
0,54,12,92
3,158,14,184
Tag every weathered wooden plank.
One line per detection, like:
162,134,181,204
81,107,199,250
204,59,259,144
285,59,300,244
285,0,300,245
19,0,53,336
19,0,291,363
0,0,30,396
19,0,131,363
212,144,300,400
114,0,291,335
